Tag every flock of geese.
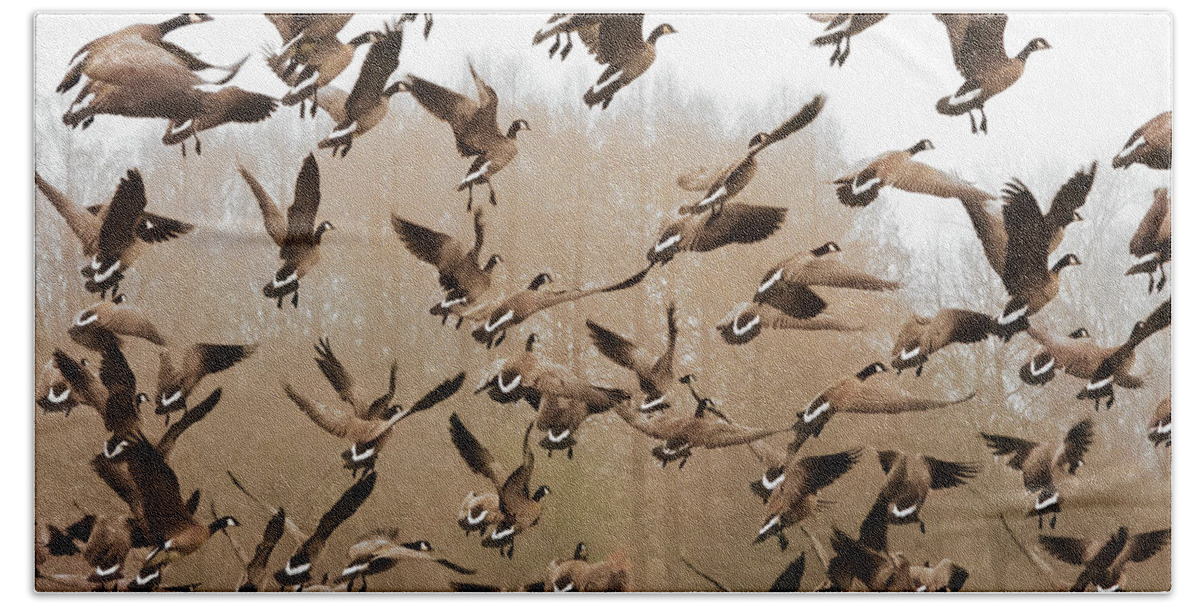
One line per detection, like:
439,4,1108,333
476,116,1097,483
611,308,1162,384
35,12,1171,592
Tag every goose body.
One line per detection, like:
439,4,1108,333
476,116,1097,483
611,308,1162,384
648,203,787,266
317,22,406,156
392,210,501,325
891,308,999,375
264,13,360,117
833,140,992,207
543,543,631,592
1039,527,1170,591
1148,397,1171,448
875,450,977,533
586,303,678,412
981,419,1093,529
1077,299,1169,409
576,15,676,110
333,529,475,591
809,13,886,66
1112,111,1171,170
1127,188,1171,292
274,472,378,589
154,343,255,420
753,447,860,550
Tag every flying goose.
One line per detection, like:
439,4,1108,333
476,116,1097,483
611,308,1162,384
578,15,677,110
333,530,476,591
263,13,359,117
1127,188,1171,293
1018,325,1130,389
39,352,104,416
874,450,977,533
542,543,632,592
468,266,649,348
236,509,286,592
1077,299,1169,409
891,308,999,376
1039,527,1170,592
981,418,1093,529
125,437,240,590
92,329,148,460
58,14,275,155
935,13,1050,133
317,21,407,156
586,303,678,413
36,171,193,300
1112,111,1171,170
647,203,788,266
274,472,378,589
614,391,789,469
68,296,166,352
809,14,887,66
822,499,912,591
240,154,333,308
286,337,465,475
392,210,501,326
995,166,1097,339
1148,397,1171,448
751,446,861,551
677,96,826,216
790,362,975,451
717,301,865,345
832,140,993,207
404,65,530,209
448,414,550,558
154,343,256,422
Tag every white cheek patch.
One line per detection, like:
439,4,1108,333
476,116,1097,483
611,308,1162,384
654,233,682,253
553,581,575,592
1096,584,1120,592
1134,251,1161,264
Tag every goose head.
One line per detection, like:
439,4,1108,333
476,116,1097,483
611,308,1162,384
209,516,240,534
1069,327,1090,339
348,31,382,47
506,119,531,139
856,362,888,381
1018,37,1051,60
1050,253,1081,274
483,254,503,272
533,485,552,501
908,139,934,155
812,241,841,257
648,23,677,44
528,273,553,291
315,221,335,242
401,540,432,552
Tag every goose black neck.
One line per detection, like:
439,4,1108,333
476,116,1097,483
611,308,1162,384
158,15,192,36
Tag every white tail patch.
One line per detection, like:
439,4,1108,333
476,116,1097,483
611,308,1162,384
660,443,688,456
93,260,121,283
1155,421,1172,434
341,562,369,577
440,296,467,308
1034,492,1059,511
169,119,194,135
640,395,666,410
1134,251,1161,264
553,581,575,592
103,439,128,459
758,515,781,536
851,175,881,195
94,563,120,577
329,121,358,139
466,509,488,526
1096,584,1121,593
91,256,102,270
761,472,785,491
48,387,71,403
1086,376,1113,391
594,69,624,91
289,71,320,96
803,400,830,423
70,92,96,112
284,559,312,576
547,428,571,443
498,373,521,393
916,585,928,592
698,185,727,206
134,569,160,585
460,161,492,186
272,271,298,288
947,87,982,106
483,309,514,332
758,268,784,293
890,502,918,518
490,526,515,540
1117,136,1146,159
161,390,182,407
1030,355,1055,377
899,346,921,361
350,444,376,462
997,305,1028,326
75,311,98,326
732,314,761,336
654,233,682,253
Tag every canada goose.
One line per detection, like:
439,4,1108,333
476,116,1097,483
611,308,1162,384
263,13,358,117
1127,188,1171,292
392,210,501,326
1077,299,1169,409
981,418,1093,529
822,498,914,591
647,203,787,266
1112,111,1171,170
468,266,649,348
586,303,678,413
891,308,999,375
404,65,530,209
58,14,274,155
81,515,135,588
874,450,978,533
1019,325,1126,388
457,491,503,539
752,447,860,551
448,414,550,557
908,559,970,592
581,15,677,110
791,362,975,451
318,21,407,156
154,343,256,422
240,154,333,308
39,352,104,416
286,337,465,475
935,14,1049,133
333,530,476,591
91,329,148,459
833,140,992,207
996,166,1096,338
1148,397,1171,448
532,14,604,59
614,392,789,469
274,472,378,589
809,13,886,66
125,437,240,590
543,543,632,592
1039,527,1170,591
677,96,826,216
236,509,286,592
36,171,193,300
717,301,865,345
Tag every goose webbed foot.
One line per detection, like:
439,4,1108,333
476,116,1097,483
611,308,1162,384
919,520,926,534
567,447,574,460
968,111,979,134
838,37,851,66
466,185,474,211
916,364,924,377
454,317,464,330
828,41,841,66
1050,514,1057,529
82,115,95,130
1156,270,1167,292
979,109,989,134
491,331,507,349
678,457,689,470
777,532,789,552
561,36,573,59
291,291,299,308
194,136,202,156
548,34,561,57
1038,514,1044,530
310,97,319,119
488,182,497,206
181,141,187,158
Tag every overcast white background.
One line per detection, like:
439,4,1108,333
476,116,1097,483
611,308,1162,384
9,0,1192,605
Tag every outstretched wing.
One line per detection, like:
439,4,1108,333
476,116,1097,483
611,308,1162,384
1044,162,1096,231
1000,180,1051,295
312,338,363,414
692,204,787,252
284,154,321,252
448,413,504,486
96,170,149,262
752,95,826,152
589,14,645,66
239,165,288,247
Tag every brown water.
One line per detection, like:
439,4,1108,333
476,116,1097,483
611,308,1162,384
35,81,1170,592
